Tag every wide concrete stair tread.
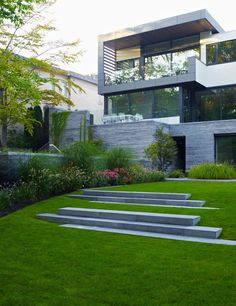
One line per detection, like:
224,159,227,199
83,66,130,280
90,200,218,210
59,207,200,225
61,224,236,246
83,189,191,200
68,194,205,207
37,213,222,239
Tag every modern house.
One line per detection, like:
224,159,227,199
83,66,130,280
95,9,236,170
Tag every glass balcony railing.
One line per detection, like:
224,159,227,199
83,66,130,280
105,66,142,86
104,49,199,86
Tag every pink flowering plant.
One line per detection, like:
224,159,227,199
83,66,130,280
102,168,130,185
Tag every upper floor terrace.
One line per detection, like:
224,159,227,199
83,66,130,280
98,9,224,95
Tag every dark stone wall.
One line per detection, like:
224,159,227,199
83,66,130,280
93,119,236,170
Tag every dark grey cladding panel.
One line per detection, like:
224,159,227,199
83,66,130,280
170,119,236,169
93,121,169,159
98,9,224,45
93,119,236,170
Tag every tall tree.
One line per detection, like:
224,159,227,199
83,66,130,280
0,0,84,147
0,0,46,26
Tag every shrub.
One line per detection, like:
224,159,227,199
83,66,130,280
102,168,130,186
86,171,108,188
168,169,185,178
188,163,236,179
63,142,100,173
18,155,61,182
18,156,45,181
11,181,38,205
7,129,28,149
50,166,86,194
51,111,70,148
0,165,86,212
128,164,165,184
104,147,133,170
145,128,177,172
0,186,11,210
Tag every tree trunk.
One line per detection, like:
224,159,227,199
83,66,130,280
1,124,7,148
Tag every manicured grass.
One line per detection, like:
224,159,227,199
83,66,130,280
1,181,236,305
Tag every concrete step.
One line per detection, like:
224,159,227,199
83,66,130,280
61,224,236,246
82,189,191,200
59,207,200,226
90,200,218,210
68,194,205,207
37,213,222,239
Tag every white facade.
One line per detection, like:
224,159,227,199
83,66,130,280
41,70,104,125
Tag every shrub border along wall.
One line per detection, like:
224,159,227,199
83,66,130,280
0,152,64,183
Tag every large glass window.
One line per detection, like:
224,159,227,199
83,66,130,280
207,39,236,65
215,135,236,165
185,85,236,122
153,87,179,118
106,87,180,120
198,90,221,121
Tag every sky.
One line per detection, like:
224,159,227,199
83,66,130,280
48,0,236,75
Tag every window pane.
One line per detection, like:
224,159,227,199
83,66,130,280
145,54,171,79
154,87,179,118
198,90,221,121
108,94,129,115
221,87,236,119
216,135,236,165
130,91,153,119
172,48,199,74
207,44,217,65
218,40,236,64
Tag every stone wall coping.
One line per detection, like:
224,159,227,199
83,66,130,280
0,152,63,157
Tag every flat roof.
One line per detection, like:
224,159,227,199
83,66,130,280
99,9,224,50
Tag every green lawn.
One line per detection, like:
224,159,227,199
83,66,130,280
1,181,236,306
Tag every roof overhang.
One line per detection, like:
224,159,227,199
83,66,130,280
99,9,224,50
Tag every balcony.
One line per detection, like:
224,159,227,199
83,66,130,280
104,48,199,88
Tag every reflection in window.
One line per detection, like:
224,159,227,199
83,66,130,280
109,94,130,115
215,135,236,165
129,91,153,119
187,86,236,122
207,39,236,65
145,48,199,80
221,88,236,119
199,90,221,121
154,87,179,118
107,87,180,120
172,48,199,74
144,54,171,79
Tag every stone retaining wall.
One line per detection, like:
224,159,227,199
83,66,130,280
0,152,64,183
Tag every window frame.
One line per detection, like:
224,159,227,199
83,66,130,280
214,133,236,165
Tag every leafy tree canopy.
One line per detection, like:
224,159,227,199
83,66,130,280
0,0,46,26
0,0,84,147
145,128,177,172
